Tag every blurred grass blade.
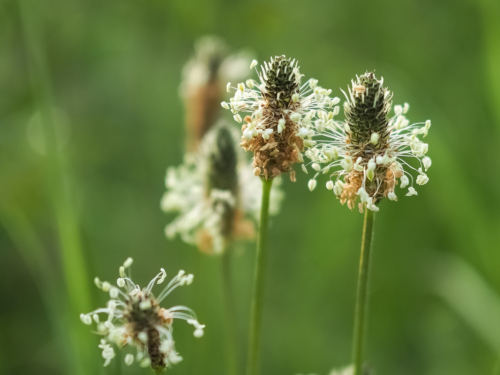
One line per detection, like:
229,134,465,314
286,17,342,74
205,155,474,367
0,202,73,373
435,253,500,352
17,0,95,373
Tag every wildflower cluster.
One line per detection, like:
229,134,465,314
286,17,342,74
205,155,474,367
80,258,204,370
161,122,283,254
222,55,339,180
303,72,431,212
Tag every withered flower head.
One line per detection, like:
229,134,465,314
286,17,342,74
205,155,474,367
302,72,432,212
80,258,204,371
180,36,252,150
161,122,283,254
222,56,337,180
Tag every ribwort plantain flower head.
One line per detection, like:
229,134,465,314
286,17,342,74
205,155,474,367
180,36,252,150
161,122,283,254
222,55,337,180
80,258,204,371
302,72,431,212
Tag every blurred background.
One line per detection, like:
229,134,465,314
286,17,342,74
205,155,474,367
1,0,500,374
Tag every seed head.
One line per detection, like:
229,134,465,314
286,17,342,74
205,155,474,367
80,259,203,370
161,122,284,254
261,55,301,108
302,72,432,212
181,36,252,150
223,55,336,180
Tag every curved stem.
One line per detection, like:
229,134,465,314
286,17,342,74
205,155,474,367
352,208,376,375
246,178,274,375
221,250,240,375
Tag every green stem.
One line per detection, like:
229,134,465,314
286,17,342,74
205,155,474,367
18,1,93,373
222,250,240,375
246,178,274,375
352,208,376,375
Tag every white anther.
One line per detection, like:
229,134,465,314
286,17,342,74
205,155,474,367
101,282,111,292
388,192,397,201
308,179,317,191
423,157,431,171
406,187,418,196
366,197,379,212
420,143,428,155
340,157,353,172
80,314,92,325
309,79,318,89
109,287,119,299
416,172,429,185
292,93,300,102
367,158,376,181
107,300,117,311
226,82,231,92
124,354,134,366
221,102,229,109
117,278,125,287
296,127,310,139
326,181,334,190
94,277,102,289
370,132,379,145
139,299,152,310
250,60,258,69
259,128,273,140
158,268,167,284
357,187,369,203
400,175,409,188
194,328,204,338
123,258,133,268
354,157,364,172
315,119,325,133
290,113,301,123
233,114,242,123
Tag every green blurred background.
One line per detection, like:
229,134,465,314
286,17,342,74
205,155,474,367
2,0,500,374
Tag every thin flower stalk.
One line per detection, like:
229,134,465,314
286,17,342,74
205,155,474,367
246,178,273,375
302,72,432,374
352,209,375,375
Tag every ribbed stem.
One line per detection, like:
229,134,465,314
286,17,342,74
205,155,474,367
246,178,274,375
222,250,239,375
352,208,376,375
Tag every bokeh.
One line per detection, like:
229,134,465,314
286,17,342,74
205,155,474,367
1,0,500,374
